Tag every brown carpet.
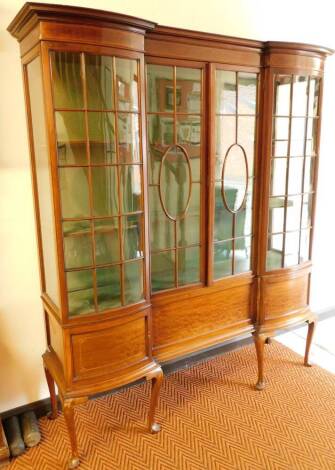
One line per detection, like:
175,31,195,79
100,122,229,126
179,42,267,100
8,342,335,469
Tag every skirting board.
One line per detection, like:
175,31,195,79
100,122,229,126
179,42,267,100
1,308,334,421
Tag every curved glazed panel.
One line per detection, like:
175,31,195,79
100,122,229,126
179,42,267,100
159,145,192,221
222,143,248,214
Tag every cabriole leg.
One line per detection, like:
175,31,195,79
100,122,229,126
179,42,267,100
147,367,164,433
61,397,87,469
44,367,58,420
253,333,267,391
304,320,316,367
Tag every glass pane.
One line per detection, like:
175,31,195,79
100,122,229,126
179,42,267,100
92,167,118,216
149,187,174,251
151,251,175,292
214,241,233,278
216,70,236,114
146,64,174,113
63,221,92,269
268,197,285,233
288,157,304,195
86,54,114,110
88,112,116,164
300,228,311,262
55,111,86,165
160,147,191,219
273,140,288,157
177,116,201,181
290,118,306,156
115,58,138,112
176,67,201,113
308,78,319,116
177,183,200,246
118,113,140,163
96,266,121,310
148,115,173,184
51,51,83,109
275,75,291,116
271,158,287,196
120,165,142,213
236,190,253,237
94,218,119,265
59,167,90,218
238,116,255,176
301,193,313,229
266,234,283,271
178,246,200,286
123,214,143,260
238,72,257,114
124,260,144,304
223,145,248,212
306,118,317,156
304,157,315,192
273,117,289,140
292,76,308,116
67,270,94,316
286,195,302,232
284,231,300,267
235,236,252,274
215,115,235,179
214,183,233,241
28,57,60,306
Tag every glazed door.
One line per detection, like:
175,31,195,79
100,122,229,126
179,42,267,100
47,46,149,319
146,61,205,293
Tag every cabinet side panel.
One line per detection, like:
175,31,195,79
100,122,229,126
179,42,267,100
26,57,60,307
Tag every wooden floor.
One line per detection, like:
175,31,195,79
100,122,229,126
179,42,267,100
7,329,335,469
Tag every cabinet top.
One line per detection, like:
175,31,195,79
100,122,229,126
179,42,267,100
8,2,334,58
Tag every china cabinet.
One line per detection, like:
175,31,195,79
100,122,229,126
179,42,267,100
8,2,332,468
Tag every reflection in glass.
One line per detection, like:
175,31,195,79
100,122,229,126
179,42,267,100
284,231,300,267
308,78,319,116
215,116,236,176
290,118,306,156
178,246,200,286
223,145,248,212
148,115,174,184
235,191,253,238
235,236,251,274
301,194,312,229
271,158,287,196
214,241,233,278
238,116,255,176
124,260,144,303
177,183,200,246
176,67,201,113
214,184,233,241
216,70,236,114
115,58,138,111
288,157,304,195
94,218,119,265
177,116,201,181
292,76,308,116
123,214,143,260
121,165,142,213
56,111,86,165
63,221,92,269
238,73,257,114
300,229,311,262
151,251,175,292
96,266,121,310
88,112,116,164
286,195,302,231
118,113,140,163
160,147,191,219
92,167,118,216
149,187,174,251
146,64,174,113
274,75,291,116
51,51,83,109
266,234,283,271
67,270,94,316
304,157,315,193
59,167,90,218
268,198,285,233
86,54,113,110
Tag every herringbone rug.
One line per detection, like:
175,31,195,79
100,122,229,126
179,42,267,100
8,342,335,469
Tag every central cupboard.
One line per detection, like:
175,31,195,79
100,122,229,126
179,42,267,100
8,3,332,468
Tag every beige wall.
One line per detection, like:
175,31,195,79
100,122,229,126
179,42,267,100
1,0,335,412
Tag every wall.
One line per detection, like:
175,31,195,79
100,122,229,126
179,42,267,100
1,0,335,412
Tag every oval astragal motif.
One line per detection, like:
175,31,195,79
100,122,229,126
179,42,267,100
221,143,248,214
159,144,192,221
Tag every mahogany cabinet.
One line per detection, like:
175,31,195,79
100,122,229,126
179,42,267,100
8,3,332,468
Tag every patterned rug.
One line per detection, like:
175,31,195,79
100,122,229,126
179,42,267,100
8,341,335,469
